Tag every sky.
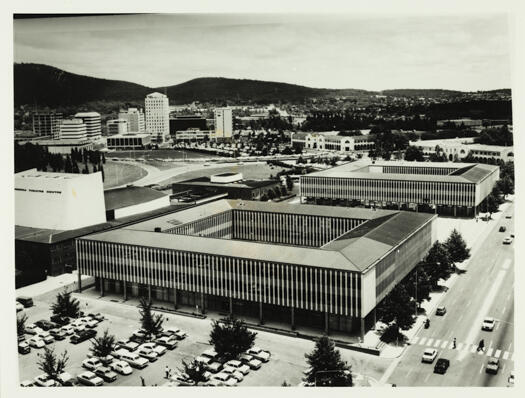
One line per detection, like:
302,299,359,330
13,13,512,91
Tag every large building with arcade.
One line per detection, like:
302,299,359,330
300,160,499,217
76,199,436,337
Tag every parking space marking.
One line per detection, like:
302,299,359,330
486,348,493,357
503,351,509,360
495,349,502,358
419,337,427,345
426,338,434,346
434,339,441,347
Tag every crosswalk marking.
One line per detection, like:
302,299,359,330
442,341,449,349
419,337,427,345
427,338,434,346
457,343,464,350
470,345,477,353
495,349,502,358
511,353,514,361
434,339,441,347
503,351,509,360
410,337,513,361
411,337,420,345
486,348,493,356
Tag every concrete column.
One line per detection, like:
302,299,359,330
259,301,263,325
77,271,82,293
200,292,205,314
291,307,295,330
100,277,105,297
373,308,377,328
123,280,127,301
229,297,233,315
360,318,365,341
148,284,152,302
397,202,401,210
324,312,329,335
454,206,457,217
173,288,178,310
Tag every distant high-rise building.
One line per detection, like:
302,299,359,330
145,93,170,144
74,112,102,140
32,112,63,139
118,107,145,133
214,107,233,141
59,119,88,140
107,119,128,135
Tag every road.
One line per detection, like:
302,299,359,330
388,204,514,387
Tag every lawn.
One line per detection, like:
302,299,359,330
103,161,148,189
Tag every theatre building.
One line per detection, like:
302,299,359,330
301,160,499,217
76,199,435,337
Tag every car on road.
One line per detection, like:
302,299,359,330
137,346,159,362
70,329,97,344
508,371,515,385
16,302,24,312
25,324,43,335
505,215,512,219
77,371,104,386
94,366,118,382
503,237,513,244
247,346,271,362
225,359,250,375
35,320,58,331
18,341,31,354
27,336,46,348
49,328,67,340
61,324,75,335
155,336,178,349
499,226,507,232
422,348,438,363
222,366,244,382
139,342,167,356
212,372,237,386
110,360,133,375
82,357,103,371
434,358,450,374
57,372,76,386
119,351,149,369
50,315,70,326
34,374,60,387
436,306,447,316
35,331,55,344
482,317,496,331
486,357,500,374
20,380,34,387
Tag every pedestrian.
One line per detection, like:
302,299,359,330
165,365,170,379
168,368,172,379
140,376,145,386
452,337,456,349
477,339,485,352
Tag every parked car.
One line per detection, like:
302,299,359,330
139,342,167,356
205,379,226,387
77,371,104,386
171,372,196,386
124,341,140,352
137,346,159,362
119,351,149,369
35,320,58,331
86,352,114,365
436,306,447,316
163,327,187,340
196,356,212,365
61,324,75,335
34,374,59,387
25,324,43,335
486,357,500,374
49,328,67,341
82,357,103,371
110,360,133,375
222,366,244,382
88,313,105,322
239,353,254,364
27,336,46,348
422,348,438,363
70,329,97,344
503,237,513,245
94,366,118,382
247,359,262,370
35,331,55,344
499,226,507,232
202,348,218,360
155,336,178,349
207,362,223,373
16,296,34,308
18,341,31,354
225,359,250,375
212,372,237,386
482,317,495,331
85,318,99,328
57,372,76,386
16,302,24,312
20,380,34,387
50,315,70,326
17,334,25,343
434,358,450,374
247,346,271,362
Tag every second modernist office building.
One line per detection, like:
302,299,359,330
76,199,436,337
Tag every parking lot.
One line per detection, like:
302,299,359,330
18,287,391,386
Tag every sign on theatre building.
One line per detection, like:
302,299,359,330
76,199,436,338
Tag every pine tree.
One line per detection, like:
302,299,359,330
90,329,116,364
138,297,164,340
179,359,208,385
445,229,470,263
37,346,69,382
51,289,80,318
17,313,28,336
304,335,353,386
209,315,257,362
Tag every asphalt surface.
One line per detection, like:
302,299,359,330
388,204,515,387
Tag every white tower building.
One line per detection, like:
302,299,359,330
145,93,170,144
74,112,102,140
118,107,145,133
59,119,88,140
214,107,233,141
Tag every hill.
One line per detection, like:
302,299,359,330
380,89,463,98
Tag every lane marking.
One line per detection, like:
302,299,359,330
407,369,412,377
503,351,509,360
434,339,441,347
427,338,434,346
508,342,513,351
502,306,506,314
502,261,511,270
458,267,508,360
479,364,484,374
495,349,502,358
511,353,514,361
424,373,430,382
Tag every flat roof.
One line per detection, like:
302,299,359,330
81,199,436,272
176,177,277,189
108,133,150,139
104,186,168,211
306,160,498,184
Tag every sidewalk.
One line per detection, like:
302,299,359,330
364,197,513,359
16,271,94,298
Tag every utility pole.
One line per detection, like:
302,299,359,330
415,266,418,317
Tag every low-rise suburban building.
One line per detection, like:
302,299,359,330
291,131,375,152
106,133,152,150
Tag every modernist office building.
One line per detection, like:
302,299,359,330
145,93,170,144
32,112,63,139
300,160,499,217
74,112,102,140
76,199,436,337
